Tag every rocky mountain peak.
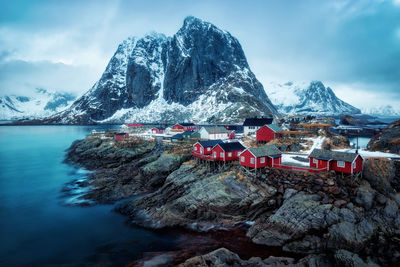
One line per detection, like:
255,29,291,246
43,17,278,124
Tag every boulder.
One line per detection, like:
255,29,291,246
354,181,376,210
334,249,378,267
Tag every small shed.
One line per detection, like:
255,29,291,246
115,132,129,141
256,124,283,142
199,126,229,140
309,149,363,174
240,145,282,168
193,139,224,156
212,142,246,161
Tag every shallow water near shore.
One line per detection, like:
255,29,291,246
0,125,182,265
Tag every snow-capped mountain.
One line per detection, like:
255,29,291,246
361,105,400,117
264,81,361,115
44,16,278,124
0,88,75,120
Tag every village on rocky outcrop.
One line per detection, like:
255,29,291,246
64,114,400,266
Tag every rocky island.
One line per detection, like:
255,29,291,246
64,133,400,266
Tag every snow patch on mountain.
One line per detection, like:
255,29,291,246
0,88,75,120
264,81,360,115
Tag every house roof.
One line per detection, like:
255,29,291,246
247,144,281,157
171,133,184,139
309,149,359,162
198,139,224,148
217,142,246,152
115,132,128,135
243,117,273,127
182,130,196,136
152,127,165,130
177,122,195,127
264,124,283,132
201,126,229,134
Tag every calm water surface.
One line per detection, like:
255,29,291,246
0,126,177,266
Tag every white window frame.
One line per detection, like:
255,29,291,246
228,152,232,157
213,151,217,158
313,158,318,164
220,152,224,158
250,158,254,164
207,147,211,151
194,146,197,151
241,156,245,162
200,148,203,153
353,161,356,169
337,161,345,168
260,157,265,163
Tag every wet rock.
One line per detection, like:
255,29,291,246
363,158,396,195
283,188,297,199
283,235,324,254
383,199,398,219
328,219,376,251
334,249,378,267
354,181,376,210
334,200,347,208
178,247,304,267
248,192,336,246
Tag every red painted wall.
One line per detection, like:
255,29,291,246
309,157,329,169
256,125,276,142
193,143,202,154
212,145,243,161
193,143,212,155
332,160,352,174
353,155,363,173
239,150,256,168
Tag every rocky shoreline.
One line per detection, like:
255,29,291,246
64,136,400,266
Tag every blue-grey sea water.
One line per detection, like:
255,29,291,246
0,126,177,265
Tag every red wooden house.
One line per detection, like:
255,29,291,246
114,132,129,141
256,124,283,142
151,127,165,134
172,123,197,132
309,149,363,174
212,142,246,162
193,139,223,158
240,145,282,168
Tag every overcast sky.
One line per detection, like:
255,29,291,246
0,0,399,109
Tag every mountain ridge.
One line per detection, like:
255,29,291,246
43,16,278,124
264,81,361,115
0,88,75,120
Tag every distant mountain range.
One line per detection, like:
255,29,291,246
264,81,361,115
361,105,400,117
4,17,386,124
43,16,278,124
0,88,75,121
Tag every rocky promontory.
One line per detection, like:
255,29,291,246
368,119,400,154
65,136,400,265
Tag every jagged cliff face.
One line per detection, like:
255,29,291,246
265,81,361,115
48,17,277,124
